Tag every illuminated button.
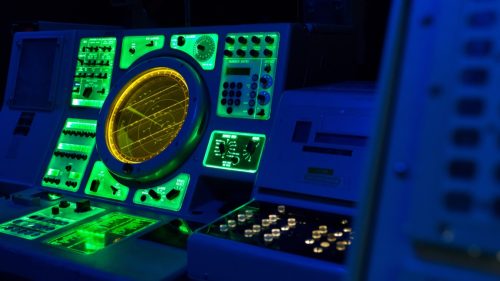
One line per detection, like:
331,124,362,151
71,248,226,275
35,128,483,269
320,241,331,248
334,231,343,237
219,224,228,232
312,230,321,239
269,214,278,224
264,233,273,242
261,219,271,227
327,233,337,242
313,247,323,254
271,228,281,238
252,224,261,233
287,218,296,227
305,239,314,245
244,229,253,238
336,241,347,251
341,219,348,225
280,225,289,231
238,213,246,222
343,227,352,233
319,225,328,234
245,209,253,219
227,220,236,228
277,205,285,214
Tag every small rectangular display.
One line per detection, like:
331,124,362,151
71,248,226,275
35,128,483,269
226,67,251,76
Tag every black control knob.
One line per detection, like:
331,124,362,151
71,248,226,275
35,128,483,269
75,199,91,213
238,36,247,44
251,36,261,44
148,189,160,200
51,207,60,215
264,64,272,73
166,189,181,200
82,87,93,98
259,74,273,89
225,36,235,44
265,36,274,44
129,47,136,54
59,200,70,208
263,49,273,57
257,91,271,106
236,49,246,57
90,179,100,192
177,36,186,46
218,142,226,154
246,141,256,154
224,50,233,57
250,49,259,57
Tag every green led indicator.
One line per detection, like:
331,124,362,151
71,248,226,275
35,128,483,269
46,212,157,254
84,161,129,202
42,118,97,192
203,131,266,173
0,202,105,240
133,173,190,211
120,35,165,69
170,34,218,70
71,37,116,109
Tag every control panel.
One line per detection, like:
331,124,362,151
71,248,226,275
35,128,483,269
46,212,157,254
199,201,353,263
41,118,97,192
170,34,218,70
0,201,105,240
217,33,279,120
71,37,116,108
203,131,266,173
120,35,165,69
84,161,130,201
132,173,190,211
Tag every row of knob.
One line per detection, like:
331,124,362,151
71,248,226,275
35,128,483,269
223,48,273,58
225,35,275,45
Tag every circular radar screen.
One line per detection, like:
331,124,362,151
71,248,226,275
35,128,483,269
106,67,189,164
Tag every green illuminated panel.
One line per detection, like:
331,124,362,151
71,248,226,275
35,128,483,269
170,34,218,70
120,35,165,69
203,131,266,173
217,32,280,120
0,202,105,240
84,161,129,201
133,173,190,211
71,37,116,108
46,212,157,254
42,118,97,192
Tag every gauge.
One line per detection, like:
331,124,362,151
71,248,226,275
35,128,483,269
105,67,189,164
193,35,216,62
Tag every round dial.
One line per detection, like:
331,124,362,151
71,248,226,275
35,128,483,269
105,67,189,164
193,35,216,62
